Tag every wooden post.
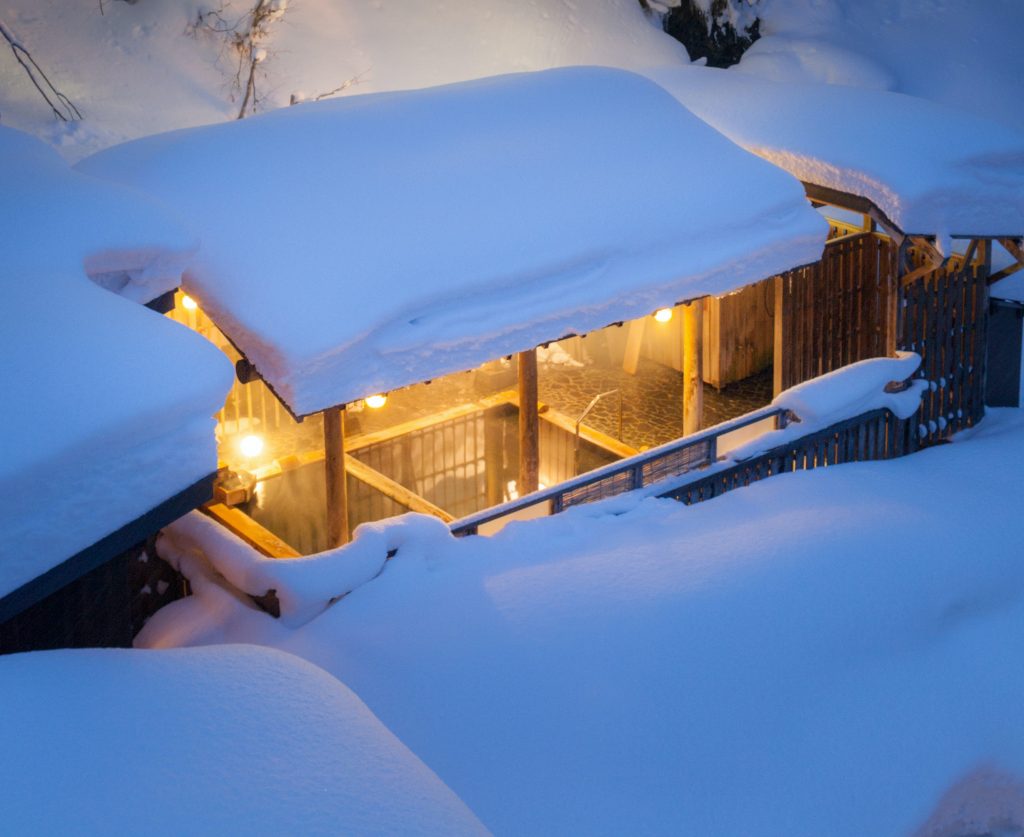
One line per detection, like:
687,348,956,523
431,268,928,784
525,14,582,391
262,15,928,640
622,317,646,375
682,299,704,435
324,407,349,547
517,349,540,495
773,275,785,396
483,407,505,506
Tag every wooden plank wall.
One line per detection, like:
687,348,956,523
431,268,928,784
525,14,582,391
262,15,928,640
776,232,896,392
898,263,988,444
702,280,774,388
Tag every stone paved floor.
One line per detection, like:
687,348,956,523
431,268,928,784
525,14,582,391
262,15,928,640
538,358,773,451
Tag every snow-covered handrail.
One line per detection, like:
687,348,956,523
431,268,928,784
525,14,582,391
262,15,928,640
450,405,791,536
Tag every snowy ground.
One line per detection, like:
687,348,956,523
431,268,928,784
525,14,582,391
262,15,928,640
3,1,1021,161
0,644,485,834
140,407,1024,836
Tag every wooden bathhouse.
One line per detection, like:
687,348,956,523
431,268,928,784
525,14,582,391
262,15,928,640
76,65,1024,561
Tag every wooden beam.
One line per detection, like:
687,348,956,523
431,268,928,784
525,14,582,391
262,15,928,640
622,316,646,375
343,455,455,522
323,407,349,547
899,236,947,287
535,402,639,459
989,262,1024,285
344,390,516,452
999,237,1024,264
517,349,540,495
682,298,704,435
773,275,785,396
202,503,301,558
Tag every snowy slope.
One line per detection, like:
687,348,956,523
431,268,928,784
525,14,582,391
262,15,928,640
0,645,486,835
0,0,686,161
79,67,826,415
746,0,1024,133
141,409,1024,836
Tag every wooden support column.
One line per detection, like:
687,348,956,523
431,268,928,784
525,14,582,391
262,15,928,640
323,407,349,547
682,299,704,435
773,275,785,396
622,317,646,375
517,349,540,495
483,407,505,506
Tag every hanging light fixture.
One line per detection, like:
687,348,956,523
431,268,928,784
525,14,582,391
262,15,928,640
181,294,199,311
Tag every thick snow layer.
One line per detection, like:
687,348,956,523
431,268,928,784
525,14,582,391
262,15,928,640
1,126,196,302
0,263,233,599
141,407,1024,836
0,0,685,161
0,645,486,835
743,0,1024,134
645,67,1024,239
80,67,827,415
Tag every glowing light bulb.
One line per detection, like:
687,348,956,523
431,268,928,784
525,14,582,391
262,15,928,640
365,394,388,409
239,434,264,458
654,308,673,323
181,294,198,311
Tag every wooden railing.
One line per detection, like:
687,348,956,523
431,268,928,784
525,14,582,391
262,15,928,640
657,407,915,506
450,405,790,536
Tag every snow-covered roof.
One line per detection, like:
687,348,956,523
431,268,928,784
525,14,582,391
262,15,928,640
0,128,233,600
0,645,486,834
2,125,196,303
646,67,1024,240
79,67,827,416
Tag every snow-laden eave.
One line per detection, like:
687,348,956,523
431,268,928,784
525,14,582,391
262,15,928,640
252,220,828,419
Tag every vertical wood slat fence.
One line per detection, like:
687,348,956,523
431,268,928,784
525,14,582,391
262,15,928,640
898,262,988,444
656,409,916,506
776,232,896,392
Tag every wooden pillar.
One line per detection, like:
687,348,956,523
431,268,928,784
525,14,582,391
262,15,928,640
682,299,704,435
483,407,505,506
324,407,349,547
517,349,540,495
773,275,785,396
622,317,646,375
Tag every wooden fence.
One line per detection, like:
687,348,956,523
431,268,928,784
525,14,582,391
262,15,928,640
898,262,988,444
776,232,896,392
657,408,915,505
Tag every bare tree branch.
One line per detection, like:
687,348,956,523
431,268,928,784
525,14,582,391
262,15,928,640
0,19,81,121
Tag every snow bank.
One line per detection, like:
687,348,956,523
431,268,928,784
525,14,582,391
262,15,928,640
645,67,1024,239
140,408,1024,836
80,66,827,415
1,126,195,302
0,645,485,835
154,511,450,629
740,0,1024,134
